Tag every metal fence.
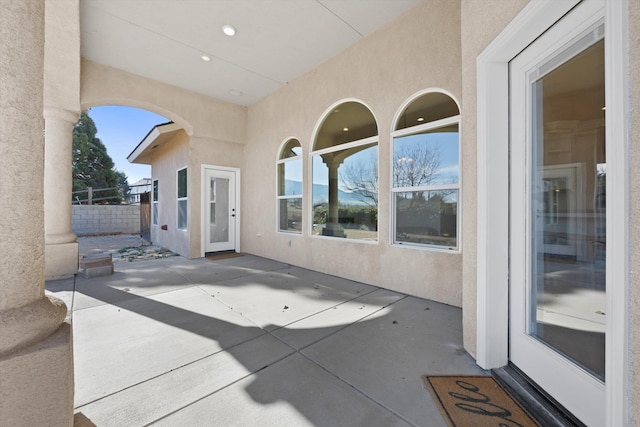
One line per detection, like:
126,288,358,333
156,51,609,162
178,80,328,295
72,183,151,205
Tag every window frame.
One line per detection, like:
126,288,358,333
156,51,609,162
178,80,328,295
152,179,159,226
390,112,461,252
177,167,188,230
276,139,303,234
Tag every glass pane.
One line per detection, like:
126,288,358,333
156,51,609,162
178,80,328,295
280,139,302,159
530,38,605,380
210,177,229,243
395,190,457,248
393,125,459,187
277,158,302,196
312,143,377,240
279,198,302,232
153,180,158,200
152,203,158,225
178,199,187,229
177,168,187,198
395,92,459,131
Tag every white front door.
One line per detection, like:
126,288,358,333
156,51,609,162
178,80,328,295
203,167,238,253
509,1,606,425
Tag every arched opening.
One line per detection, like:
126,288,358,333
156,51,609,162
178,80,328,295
311,101,378,240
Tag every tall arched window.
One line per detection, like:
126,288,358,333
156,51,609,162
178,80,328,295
311,101,378,240
277,138,303,233
392,91,460,250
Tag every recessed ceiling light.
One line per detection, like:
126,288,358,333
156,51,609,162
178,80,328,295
201,54,211,62
222,25,236,36
229,89,243,97
417,117,424,122
343,127,349,132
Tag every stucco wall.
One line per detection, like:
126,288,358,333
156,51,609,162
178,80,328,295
630,0,640,422
149,131,190,258
243,0,464,306
459,0,529,358
72,205,140,236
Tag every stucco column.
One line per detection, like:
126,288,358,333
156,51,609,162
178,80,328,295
44,107,79,279
0,2,73,425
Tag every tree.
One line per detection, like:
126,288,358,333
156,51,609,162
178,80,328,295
72,112,127,204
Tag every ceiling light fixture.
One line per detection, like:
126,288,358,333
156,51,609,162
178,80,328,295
229,89,243,97
201,54,211,62
222,25,236,36
417,117,424,122
343,127,349,132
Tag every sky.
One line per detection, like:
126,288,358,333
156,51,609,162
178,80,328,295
88,106,169,184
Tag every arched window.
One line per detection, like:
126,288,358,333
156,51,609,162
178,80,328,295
392,91,460,250
277,138,303,233
311,101,378,240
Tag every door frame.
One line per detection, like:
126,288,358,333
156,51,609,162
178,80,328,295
476,0,629,425
200,164,241,257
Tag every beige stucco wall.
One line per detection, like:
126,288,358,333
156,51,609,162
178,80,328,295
148,131,190,257
630,0,640,423
459,0,529,358
243,0,463,306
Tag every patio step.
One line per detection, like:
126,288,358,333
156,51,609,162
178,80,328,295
79,253,113,278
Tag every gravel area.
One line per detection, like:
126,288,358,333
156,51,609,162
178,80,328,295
78,234,177,262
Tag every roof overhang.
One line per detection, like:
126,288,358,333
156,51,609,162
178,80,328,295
127,122,184,164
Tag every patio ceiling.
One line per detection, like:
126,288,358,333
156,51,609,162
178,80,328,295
80,0,424,106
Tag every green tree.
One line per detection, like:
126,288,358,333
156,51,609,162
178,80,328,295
72,112,127,204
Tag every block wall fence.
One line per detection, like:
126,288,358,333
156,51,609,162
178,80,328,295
72,205,140,236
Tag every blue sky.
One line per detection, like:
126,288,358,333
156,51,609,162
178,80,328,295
87,106,169,184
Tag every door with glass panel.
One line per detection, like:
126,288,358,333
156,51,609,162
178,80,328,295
509,1,605,425
204,168,237,253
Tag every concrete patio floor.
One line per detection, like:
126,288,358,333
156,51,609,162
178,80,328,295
46,253,485,426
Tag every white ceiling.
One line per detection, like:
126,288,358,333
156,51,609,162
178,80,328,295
80,0,424,106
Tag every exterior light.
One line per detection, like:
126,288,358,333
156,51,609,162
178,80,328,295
229,89,243,97
343,127,349,132
201,54,211,62
417,117,425,122
222,25,236,36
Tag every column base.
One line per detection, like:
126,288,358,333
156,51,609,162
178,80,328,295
45,241,79,280
0,322,73,427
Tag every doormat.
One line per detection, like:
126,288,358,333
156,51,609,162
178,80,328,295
206,251,244,261
423,375,542,427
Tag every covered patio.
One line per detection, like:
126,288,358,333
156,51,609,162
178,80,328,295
47,253,483,426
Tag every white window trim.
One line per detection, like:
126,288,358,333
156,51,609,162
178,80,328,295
276,139,303,234
152,178,159,226
476,1,629,425
177,167,188,230
390,102,461,252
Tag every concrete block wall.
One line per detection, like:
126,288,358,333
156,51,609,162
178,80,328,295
72,205,140,236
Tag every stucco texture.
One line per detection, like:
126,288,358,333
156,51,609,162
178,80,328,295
630,0,640,423
459,0,529,359
243,0,464,306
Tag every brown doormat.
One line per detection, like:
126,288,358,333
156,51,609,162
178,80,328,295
423,375,542,427
206,252,244,261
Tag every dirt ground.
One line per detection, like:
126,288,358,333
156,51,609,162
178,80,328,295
78,234,177,262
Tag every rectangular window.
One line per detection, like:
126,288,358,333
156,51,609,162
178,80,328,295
177,168,187,229
392,122,459,249
277,157,302,233
152,179,159,225
311,142,378,240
